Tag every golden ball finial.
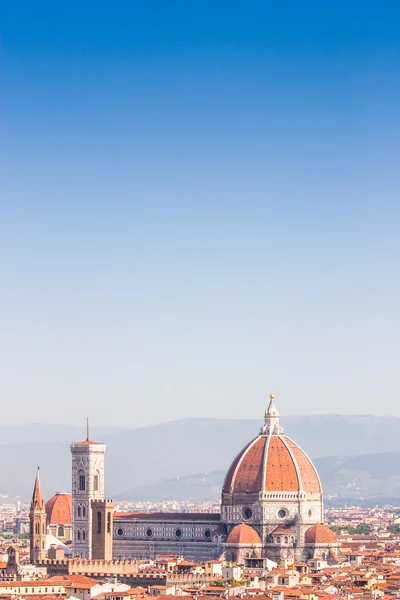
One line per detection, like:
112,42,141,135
270,394,274,401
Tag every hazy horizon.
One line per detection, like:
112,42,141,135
2,1,399,426
1,411,400,428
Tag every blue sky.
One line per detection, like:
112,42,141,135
1,1,400,425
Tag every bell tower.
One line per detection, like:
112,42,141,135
6,546,20,578
71,424,106,559
29,469,46,564
91,499,114,560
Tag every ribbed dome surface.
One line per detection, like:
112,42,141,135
305,524,337,544
226,523,262,545
223,434,321,495
45,492,72,525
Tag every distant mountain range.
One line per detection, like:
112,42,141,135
117,452,400,506
2,415,400,503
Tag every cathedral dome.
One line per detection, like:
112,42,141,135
45,492,72,525
304,524,337,544
226,523,261,545
222,396,321,496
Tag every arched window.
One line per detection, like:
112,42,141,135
94,472,99,492
284,536,288,544
97,511,102,534
107,512,111,534
82,529,86,541
77,530,81,541
78,470,85,491
82,506,86,517
77,506,81,517
58,526,65,537
35,523,39,535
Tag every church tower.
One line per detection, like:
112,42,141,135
29,469,46,564
70,427,106,558
91,499,114,560
6,546,20,579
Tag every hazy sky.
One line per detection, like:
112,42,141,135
1,1,400,426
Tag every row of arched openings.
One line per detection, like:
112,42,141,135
97,511,112,534
76,505,87,518
76,529,86,541
77,470,100,492
34,523,45,535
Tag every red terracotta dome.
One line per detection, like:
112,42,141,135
305,524,337,544
223,396,321,496
226,523,262,545
45,492,72,525
223,434,321,495
271,526,295,534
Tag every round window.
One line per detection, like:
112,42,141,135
242,507,253,520
146,528,153,538
175,528,183,538
204,529,211,539
278,509,287,519
117,528,123,537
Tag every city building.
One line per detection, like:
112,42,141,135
29,469,46,564
29,472,72,565
30,395,340,566
70,433,108,559
111,396,340,564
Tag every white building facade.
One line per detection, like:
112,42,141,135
70,439,106,558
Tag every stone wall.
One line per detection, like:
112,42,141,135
39,558,139,577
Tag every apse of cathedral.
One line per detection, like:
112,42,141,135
29,396,341,568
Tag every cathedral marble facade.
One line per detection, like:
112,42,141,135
30,395,341,567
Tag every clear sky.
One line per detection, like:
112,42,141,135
1,1,399,426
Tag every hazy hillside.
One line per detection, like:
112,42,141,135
0,424,123,445
3,415,400,501
315,453,400,501
115,471,224,502
117,453,400,505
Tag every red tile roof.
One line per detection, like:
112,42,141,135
284,438,321,494
232,437,266,493
226,523,262,545
71,440,102,446
222,434,321,494
114,512,220,522
265,437,299,491
271,527,295,535
305,524,337,544
46,493,72,525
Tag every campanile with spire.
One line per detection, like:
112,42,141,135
70,424,107,559
29,469,46,564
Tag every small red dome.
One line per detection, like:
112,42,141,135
226,523,261,545
271,526,295,534
305,524,337,544
45,493,72,525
